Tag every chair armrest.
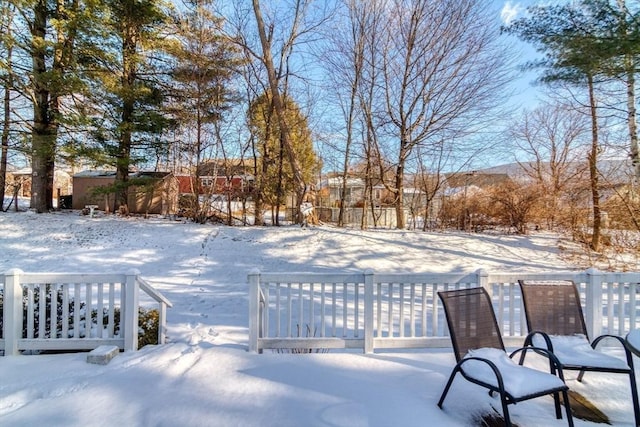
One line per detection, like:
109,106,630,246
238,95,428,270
519,331,555,369
523,330,554,352
509,346,566,381
593,334,635,369
457,356,506,391
592,334,625,349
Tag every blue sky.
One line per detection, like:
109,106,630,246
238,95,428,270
497,0,549,111
500,0,525,24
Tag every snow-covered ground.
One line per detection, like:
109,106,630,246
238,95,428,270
0,210,637,426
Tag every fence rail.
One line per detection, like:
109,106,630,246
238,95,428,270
248,268,640,353
1,269,172,355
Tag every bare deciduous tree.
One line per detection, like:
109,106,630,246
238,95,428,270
376,0,512,229
321,0,386,227
250,0,310,219
508,102,589,228
229,0,330,224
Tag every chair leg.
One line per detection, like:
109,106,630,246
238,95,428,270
499,393,512,427
553,391,562,419
561,389,575,427
629,370,640,427
437,368,459,409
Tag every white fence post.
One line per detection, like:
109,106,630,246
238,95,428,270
364,270,375,354
3,269,23,356
478,269,490,295
158,302,168,345
586,268,603,339
248,269,261,353
124,269,140,352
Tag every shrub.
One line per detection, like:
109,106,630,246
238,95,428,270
137,307,160,347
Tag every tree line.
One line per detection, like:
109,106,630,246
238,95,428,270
505,0,640,251
0,0,639,249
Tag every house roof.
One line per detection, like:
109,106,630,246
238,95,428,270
444,172,511,189
197,159,256,176
73,170,117,178
319,177,365,188
73,170,171,179
7,166,32,176
8,167,71,179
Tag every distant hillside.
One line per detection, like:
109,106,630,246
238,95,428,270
476,159,635,183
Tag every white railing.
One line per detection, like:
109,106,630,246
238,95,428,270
248,268,640,353
0,269,172,356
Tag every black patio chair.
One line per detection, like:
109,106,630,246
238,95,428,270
437,287,574,427
518,279,639,426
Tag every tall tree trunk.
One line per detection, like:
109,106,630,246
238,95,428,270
587,74,601,251
116,95,133,214
255,99,275,226
624,58,639,179
394,165,404,229
275,133,285,226
0,39,11,210
338,104,354,227
116,19,137,214
30,0,55,213
252,164,264,225
46,0,78,210
338,57,360,227
361,125,374,230
253,136,268,226
394,138,409,229
252,0,306,215
194,109,203,221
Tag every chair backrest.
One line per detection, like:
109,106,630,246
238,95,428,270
518,280,589,340
438,287,505,363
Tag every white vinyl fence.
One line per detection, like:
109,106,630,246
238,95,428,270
248,268,640,353
1,269,172,355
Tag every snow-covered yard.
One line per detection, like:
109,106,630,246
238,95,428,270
0,210,637,426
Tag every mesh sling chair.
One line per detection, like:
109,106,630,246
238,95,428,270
518,279,640,426
437,287,574,427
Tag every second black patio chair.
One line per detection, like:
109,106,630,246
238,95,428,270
518,279,640,426
437,287,574,427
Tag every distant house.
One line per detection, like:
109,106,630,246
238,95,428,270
176,174,254,197
318,176,427,209
197,159,256,177
443,172,512,195
318,177,366,207
72,170,178,215
4,166,72,200
174,158,255,199
5,166,32,198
